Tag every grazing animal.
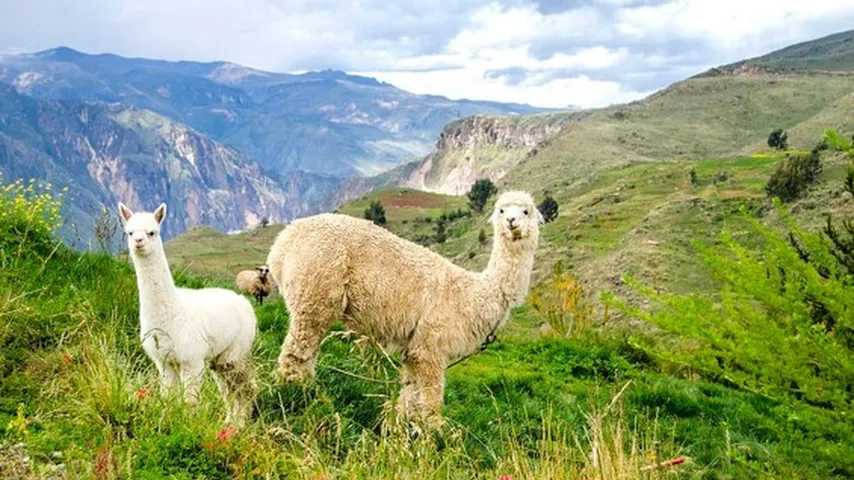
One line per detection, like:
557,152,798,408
235,265,273,305
266,191,542,423
119,202,257,425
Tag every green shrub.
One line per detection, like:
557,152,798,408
608,209,853,411
467,178,497,212
822,128,853,153
765,151,821,202
0,178,62,262
537,194,559,223
363,200,387,225
767,128,788,150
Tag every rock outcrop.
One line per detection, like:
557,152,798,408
401,114,570,195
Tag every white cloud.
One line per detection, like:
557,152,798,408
1,0,853,108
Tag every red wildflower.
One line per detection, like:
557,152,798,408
217,425,238,443
134,386,150,400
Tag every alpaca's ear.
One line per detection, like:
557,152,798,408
118,202,133,224
153,203,167,224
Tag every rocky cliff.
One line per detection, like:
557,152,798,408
400,114,571,195
0,84,314,245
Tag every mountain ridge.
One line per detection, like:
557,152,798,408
0,47,550,243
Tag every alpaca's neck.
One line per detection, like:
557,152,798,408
483,236,536,310
130,246,181,332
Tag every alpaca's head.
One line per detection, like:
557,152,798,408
490,191,542,246
256,264,271,282
118,202,167,257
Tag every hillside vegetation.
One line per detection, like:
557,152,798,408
3,168,853,479
5,31,854,479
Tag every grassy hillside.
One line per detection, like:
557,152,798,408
165,188,467,284
6,32,854,478
3,177,853,479
720,29,854,72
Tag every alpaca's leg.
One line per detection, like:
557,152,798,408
160,366,178,393
179,361,205,405
398,354,446,427
213,359,257,426
276,277,345,382
277,307,337,382
396,363,419,417
414,362,446,427
152,357,178,395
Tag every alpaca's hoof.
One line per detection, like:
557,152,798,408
275,359,315,383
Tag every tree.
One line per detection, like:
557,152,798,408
363,200,386,225
259,217,270,228
433,220,447,244
765,151,821,202
768,128,788,150
537,194,559,223
467,179,497,213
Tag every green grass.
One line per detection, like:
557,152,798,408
3,177,854,479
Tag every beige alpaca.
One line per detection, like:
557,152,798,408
266,191,541,421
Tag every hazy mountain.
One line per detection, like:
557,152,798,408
0,47,550,244
0,47,546,177
0,83,342,245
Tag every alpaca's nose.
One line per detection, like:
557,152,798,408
507,217,518,229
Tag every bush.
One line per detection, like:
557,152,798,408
433,220,447,244
767,128,788,150
608,210,854,411
537,195,559,223
363,200,387,225
822,128,853,155
765,151,821,202
529,262,595,337
0,178,62,262
467,179,497,213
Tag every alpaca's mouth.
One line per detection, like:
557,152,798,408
510,228,523,241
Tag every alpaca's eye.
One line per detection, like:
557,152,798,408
523,209,529,215
499,209,504,214
147,231,155,237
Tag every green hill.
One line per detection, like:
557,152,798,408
3,156,853,479
4,31,854,479
718,29,854,72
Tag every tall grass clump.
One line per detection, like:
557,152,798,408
529,262,596,337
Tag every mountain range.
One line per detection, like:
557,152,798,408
0,47,546,244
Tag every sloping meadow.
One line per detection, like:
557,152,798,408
1,179,852,479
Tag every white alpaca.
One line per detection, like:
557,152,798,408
119,202,257,425
266,191,542,422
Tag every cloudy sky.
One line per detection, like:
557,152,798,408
2,0,853,108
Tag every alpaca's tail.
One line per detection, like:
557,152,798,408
265,226,289,289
